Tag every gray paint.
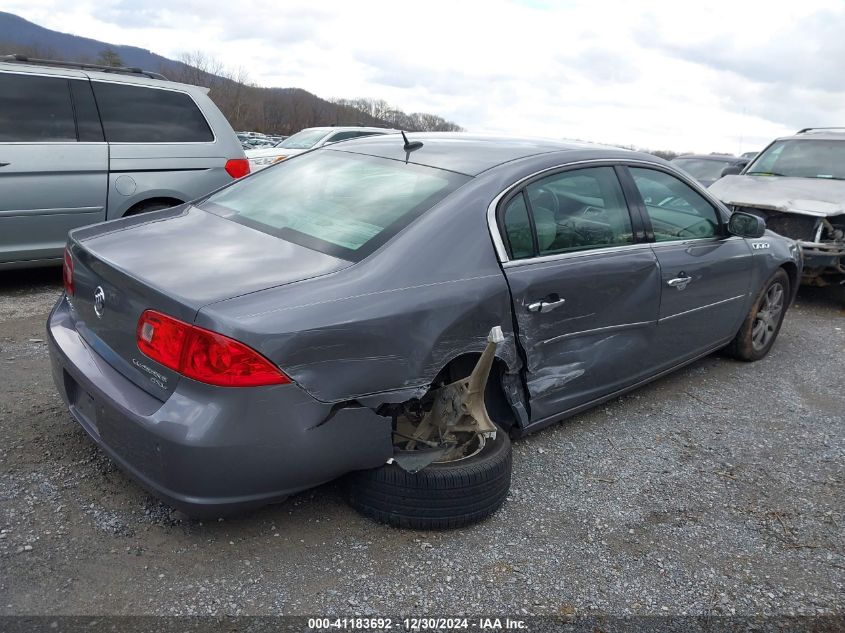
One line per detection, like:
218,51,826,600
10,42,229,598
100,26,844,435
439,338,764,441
49,298,392,515
0,61,245,268
48,134,802,514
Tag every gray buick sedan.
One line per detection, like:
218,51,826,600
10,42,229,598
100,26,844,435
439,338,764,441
48,133,801,528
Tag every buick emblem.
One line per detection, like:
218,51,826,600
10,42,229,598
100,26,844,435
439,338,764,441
93,286,106,318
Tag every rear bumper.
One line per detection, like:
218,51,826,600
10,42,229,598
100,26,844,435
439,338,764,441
47,296,393,516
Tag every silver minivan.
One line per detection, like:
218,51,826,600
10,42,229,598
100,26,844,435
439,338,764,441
0,55,249,269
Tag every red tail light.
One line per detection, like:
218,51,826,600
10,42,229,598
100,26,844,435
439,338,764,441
225,158,250,179
62,247,74,296
136,310,290,387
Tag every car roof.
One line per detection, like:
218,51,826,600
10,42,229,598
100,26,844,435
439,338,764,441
303,126,398,134
324,133,650,176
673,154,739,162
779,128,845,142
0,60,208,95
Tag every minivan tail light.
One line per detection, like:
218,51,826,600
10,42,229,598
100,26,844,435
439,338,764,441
136,310,290,387
225,158,250,179
62,247,74,296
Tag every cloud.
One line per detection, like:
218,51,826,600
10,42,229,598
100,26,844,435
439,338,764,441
2,0,843,152
637,8,845,94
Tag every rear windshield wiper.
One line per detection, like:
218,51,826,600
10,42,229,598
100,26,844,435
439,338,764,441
746,171,788,176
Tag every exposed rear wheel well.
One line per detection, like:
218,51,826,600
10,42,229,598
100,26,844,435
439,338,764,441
124,197,184,217
434,353,518,432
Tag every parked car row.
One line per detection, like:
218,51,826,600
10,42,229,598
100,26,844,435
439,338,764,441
244,126,398,171
237,132,288,150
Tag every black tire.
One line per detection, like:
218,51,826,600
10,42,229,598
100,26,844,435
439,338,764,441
725,268,790,361
347,431,512,529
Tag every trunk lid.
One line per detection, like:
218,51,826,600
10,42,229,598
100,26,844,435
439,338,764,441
67,205,350,400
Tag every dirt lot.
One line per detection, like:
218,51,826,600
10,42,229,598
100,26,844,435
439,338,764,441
0,267,843,618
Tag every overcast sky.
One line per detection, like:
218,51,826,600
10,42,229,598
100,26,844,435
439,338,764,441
6,0,845,153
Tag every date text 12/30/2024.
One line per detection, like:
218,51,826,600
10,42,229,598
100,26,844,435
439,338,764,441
307,618,528,630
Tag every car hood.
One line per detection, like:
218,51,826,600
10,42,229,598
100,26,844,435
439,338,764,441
245,147,307,159
709,175,845,218
245,147,281,158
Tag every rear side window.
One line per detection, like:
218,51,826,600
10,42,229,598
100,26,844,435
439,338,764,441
92,82,213,143
202,150,469,261
502,193,534,259
0,73,76,142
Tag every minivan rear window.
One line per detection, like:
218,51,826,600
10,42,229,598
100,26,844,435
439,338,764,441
0,73,76,142
201,150,469,261
92,82,214,143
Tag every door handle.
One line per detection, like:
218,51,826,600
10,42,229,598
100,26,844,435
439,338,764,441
0,162,10,167
667,274,692,290
527,298,566,313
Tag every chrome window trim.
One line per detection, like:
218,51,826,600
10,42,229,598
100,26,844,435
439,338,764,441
487,157,734,264
502,242,652,269
649,235,744,249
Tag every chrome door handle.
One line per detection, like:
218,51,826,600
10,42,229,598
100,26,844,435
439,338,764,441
527,298,566,313
667,275,692,290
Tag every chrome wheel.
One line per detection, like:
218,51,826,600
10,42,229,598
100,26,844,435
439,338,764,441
751,281,785,351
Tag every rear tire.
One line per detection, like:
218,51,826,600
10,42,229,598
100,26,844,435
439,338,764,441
347,431,512,529
725,268,790,361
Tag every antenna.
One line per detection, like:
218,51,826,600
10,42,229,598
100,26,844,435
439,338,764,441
401,131,423,151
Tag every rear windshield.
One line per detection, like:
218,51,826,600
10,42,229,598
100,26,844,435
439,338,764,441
201,150,469,260
747,139,845,179
671,158,731,180
278,129,330,150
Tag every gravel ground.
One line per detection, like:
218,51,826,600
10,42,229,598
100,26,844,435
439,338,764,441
0,267,843,619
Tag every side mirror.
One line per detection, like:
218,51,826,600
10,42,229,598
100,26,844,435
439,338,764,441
728,211,766,238
721,165,744,177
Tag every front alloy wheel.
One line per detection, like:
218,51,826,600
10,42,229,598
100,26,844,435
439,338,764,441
726,268,790,362
751,281,785,352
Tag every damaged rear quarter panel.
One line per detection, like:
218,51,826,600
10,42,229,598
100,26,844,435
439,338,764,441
194,179,523,404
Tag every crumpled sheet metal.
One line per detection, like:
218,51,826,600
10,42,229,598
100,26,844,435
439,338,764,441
709,175,845,218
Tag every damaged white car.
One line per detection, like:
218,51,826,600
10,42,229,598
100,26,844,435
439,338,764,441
710,127,845,287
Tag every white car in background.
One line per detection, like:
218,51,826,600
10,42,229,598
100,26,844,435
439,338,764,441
245,126,397,170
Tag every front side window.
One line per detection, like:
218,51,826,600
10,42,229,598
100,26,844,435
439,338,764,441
92,82,213,143
0,73,76,142
201,150,469,260
671,158,732,181
629,167,720,241
747,139,845,179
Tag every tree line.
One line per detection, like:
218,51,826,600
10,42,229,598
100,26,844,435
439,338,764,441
0,42,464,135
